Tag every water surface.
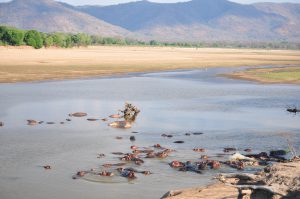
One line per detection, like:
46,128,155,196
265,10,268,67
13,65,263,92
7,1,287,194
0,67,299,199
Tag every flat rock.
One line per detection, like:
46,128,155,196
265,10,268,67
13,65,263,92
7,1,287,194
161,183,239,199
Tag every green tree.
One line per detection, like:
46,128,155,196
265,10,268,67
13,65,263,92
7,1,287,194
24,30,43,49
44,35,54,48
52,33,65,47
2,27,25,46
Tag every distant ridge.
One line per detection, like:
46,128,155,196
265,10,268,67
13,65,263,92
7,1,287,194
78,0,300,42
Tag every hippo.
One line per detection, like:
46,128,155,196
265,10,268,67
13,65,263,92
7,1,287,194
0,122,3,127
109,121,132,129
87,118,98,121
43,165,52,170
69,112,87,117
109,114,122,119
193,148,205,152
27,120,38,125
99,171,114,177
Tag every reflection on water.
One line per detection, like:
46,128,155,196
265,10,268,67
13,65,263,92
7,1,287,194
0,68,299,199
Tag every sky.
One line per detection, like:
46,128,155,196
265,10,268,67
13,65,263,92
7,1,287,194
0,0,299,5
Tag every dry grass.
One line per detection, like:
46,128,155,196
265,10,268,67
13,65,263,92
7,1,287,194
1,46,300,83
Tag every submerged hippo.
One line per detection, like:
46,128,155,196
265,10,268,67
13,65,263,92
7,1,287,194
109,114,122,119
109,121,132,129
27,120,38,126
69,112,87,117
0,122,3,127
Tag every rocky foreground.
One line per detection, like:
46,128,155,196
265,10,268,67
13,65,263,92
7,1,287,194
162,158,300,199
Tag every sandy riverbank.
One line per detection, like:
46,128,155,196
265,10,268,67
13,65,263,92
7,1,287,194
1,46,300,83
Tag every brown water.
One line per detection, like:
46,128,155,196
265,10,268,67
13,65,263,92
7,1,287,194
0,67,299,199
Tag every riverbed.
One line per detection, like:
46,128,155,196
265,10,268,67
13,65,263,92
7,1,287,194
0,67,299,199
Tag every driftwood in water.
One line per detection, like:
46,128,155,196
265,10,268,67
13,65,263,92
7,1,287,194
287,106,300,114
121,103,140,122
108,103,140,129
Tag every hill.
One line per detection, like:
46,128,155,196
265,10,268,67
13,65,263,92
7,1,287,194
0,0,129,37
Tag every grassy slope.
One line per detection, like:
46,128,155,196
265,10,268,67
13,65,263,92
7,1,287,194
226,67,300,84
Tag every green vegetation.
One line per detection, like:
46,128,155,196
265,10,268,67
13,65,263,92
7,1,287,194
1,25,300,50
24,30,43,49
256,69,300,81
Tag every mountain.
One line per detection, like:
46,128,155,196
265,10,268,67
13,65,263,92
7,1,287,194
0,0,129,37
78,0,300,42
0,0,299,42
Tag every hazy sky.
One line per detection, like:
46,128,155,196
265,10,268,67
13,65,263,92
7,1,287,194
0,0,299,5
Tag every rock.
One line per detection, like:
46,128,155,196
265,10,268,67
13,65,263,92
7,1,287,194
115,136,123,140
230,152,256,161
174,141,184,144
270,150,288,157
109,121,132,129
27,120,38,125
60,122,64,124
0,122,3,127
130,136,136,141
70,112,87,117
46,122,55,125
185,133,191,136
66,119,72,122
131,131,139,134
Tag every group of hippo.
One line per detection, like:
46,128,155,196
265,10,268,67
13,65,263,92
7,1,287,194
0,111,132,128
71,131,292,181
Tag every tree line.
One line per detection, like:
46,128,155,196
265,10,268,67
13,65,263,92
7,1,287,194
1,25,299,50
